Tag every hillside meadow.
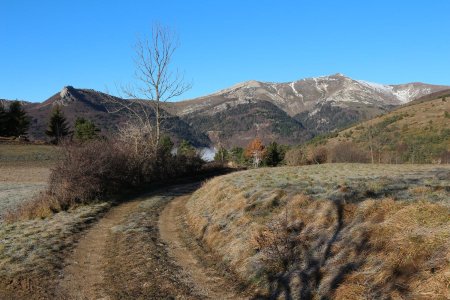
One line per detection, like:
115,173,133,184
186,164,450,299
324,95,450,164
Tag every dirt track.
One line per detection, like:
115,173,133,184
58,183,248,299
159,195,246,299
59,200,141,299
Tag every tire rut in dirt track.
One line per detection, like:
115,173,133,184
59,182,246,299
159,195,248,300
59,200,141,299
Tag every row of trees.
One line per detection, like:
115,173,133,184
0,101,100,144
214,132,450,168
0,100,100,144
45,106,100,144
214,138,287,168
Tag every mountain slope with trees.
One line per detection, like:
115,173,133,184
172,73,449,138
2,75,449,147
302,91,450,164
9,86,209,146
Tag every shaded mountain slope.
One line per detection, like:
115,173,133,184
173,74,449,139
182,100,311,147
3,75,449,147
21,87,210,146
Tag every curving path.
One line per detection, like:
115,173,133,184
58,183,249,299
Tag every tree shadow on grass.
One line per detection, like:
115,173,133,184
253,199,411,300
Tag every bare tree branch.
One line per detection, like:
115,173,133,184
103,23,192,154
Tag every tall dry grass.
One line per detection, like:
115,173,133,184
185,165,450,299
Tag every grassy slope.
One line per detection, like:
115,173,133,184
325,96,450,161
0,203,110,299
186,164,450,299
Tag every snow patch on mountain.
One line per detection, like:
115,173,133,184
393,86,432,103
356,80,393,95
176,74,449,117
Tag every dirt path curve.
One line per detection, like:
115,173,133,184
59,200,141,300
58,182,249,300
159,195,247,300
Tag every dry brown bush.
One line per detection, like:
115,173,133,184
48,140,132,207
253,209,305,273
330,142,369,163
285,146,329,166
307,146,328,164
4,192,61,222
8,134,204,221
284,148,308,166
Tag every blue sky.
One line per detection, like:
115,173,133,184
1,0,450,102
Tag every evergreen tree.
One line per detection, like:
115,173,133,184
159,135,174,154
264,142,283,166
178,140,196,156
46,106,70,144
5,101,30,137
0,103,7,136
74,117,99,142
214,146,229,164
229,147,246,165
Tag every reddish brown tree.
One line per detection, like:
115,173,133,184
245,138,266,167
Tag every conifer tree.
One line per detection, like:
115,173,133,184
178,140,196,157
46,106,70,144
214,146,229,164
74,117,99,142
0,103,7,136
264,142,283,166
229,146,245,165
5,101,30,137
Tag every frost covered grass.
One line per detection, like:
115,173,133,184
186,164,450,299
0,165,51,220
227,164,450,205
0,182,46,219
0,144,57,219
0,202,110,299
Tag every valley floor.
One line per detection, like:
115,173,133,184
0,164,449,299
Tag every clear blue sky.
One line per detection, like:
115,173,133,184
1,0,450,102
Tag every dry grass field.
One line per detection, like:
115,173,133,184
0,144,57,219
0,144,112,298
186,164,450,299
2,142,449,299
0,202,110,298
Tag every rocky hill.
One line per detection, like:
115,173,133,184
5,74,449,147
17,86,210,146
171,73,449,141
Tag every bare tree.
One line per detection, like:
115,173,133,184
105,23,191,153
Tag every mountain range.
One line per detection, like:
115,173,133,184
2,73,449,147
